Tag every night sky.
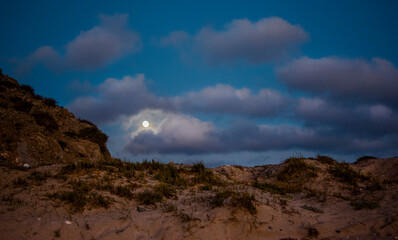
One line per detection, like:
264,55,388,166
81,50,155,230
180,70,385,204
1,0,398,166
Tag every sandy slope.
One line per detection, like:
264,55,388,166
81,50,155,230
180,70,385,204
0,158,397,240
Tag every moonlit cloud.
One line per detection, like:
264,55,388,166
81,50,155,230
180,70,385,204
14,13,140,74
161,17,308,64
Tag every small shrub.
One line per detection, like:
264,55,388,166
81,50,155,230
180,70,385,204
307,227,319,238
301,204,324,213
316,155,337,165
113,185,133,200
136,189,163,205
355,156,377,163
191,162,222,186
155,164,183,186
79,118,95,126
328,163,368,186
89,192,111,208
61,160,96,173
20,84,34,94
212,189,234,207
43,98,57,107
78,127,108,153
350,200,379,210
54,229,61,238
33,112,59,131
154,183,176,198
179,212,192,223
277,157,317,182
29,170,51,185
231,192,257,215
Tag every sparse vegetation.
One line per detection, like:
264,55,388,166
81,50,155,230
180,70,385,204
20,84,34,94
328,162,368,186
136,189,163,205
11,97,33,113
154,183,176,198
54,229,61,238
253,181,301,195
113,185,133,200
155,163,183,186
212,189,257,214
191,162,223,186
277,157,318,182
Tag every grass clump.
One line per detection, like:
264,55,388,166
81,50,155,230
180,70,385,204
212,189,256,214
136,189,163,205
20,84,34,94
113,185,133,200
13,176,28,187
328,163,368,186
301,204,324,213
316,155,337,165
154,183,176,198
277,157,318,182
253,181,301,195
355,156,377,163
78,127,108,154
29,170,51,185
61,160,96,174
350,200,379,210
191,162,222,186
33,111,59,131
89,192,111,208
155,163,183,186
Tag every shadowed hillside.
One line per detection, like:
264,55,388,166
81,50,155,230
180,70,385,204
0,72,397,239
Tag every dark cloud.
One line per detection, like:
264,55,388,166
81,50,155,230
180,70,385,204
161,17,308,64
295,97,398,136
174,84,289,117
277,57,398,106
15,14,140,74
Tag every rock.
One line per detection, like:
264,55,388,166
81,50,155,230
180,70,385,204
64,220,72,225
23,163,30,168
268,225,273,230
136,206,147,212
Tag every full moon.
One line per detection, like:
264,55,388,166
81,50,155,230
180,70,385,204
142,120,149,128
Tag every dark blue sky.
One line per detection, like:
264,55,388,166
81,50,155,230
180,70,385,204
1,0,398,166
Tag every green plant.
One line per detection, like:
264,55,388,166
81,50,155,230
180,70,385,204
212,189,234,207
136,189,163,205
350,200,379,210
253,181,301,195
191,162,222,186
33,112,59,131
89,192,111,208
29,170,51,185
301,205,324,213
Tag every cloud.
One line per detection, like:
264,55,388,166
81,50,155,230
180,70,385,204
295,97,398,135
123,111,396,155
174,84,289,117
15,13,140,74
161,17,308,64
68,74,171,124
277,57,398,106
69,76,289,125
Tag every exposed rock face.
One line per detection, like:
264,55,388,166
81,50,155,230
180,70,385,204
0,71,111,167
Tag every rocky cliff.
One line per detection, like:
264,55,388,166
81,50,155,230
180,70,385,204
0,71,111,168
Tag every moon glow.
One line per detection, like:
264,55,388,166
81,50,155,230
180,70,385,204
142,120,149,128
